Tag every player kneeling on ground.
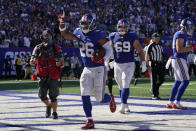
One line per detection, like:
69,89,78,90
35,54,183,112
30,29,64,119
58,12,116,129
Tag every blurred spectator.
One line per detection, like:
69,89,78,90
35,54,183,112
61,53,71,77
187,51,196,77
70,52,80,78
0,0,195,48
4,55,12,77
24,53,33,79
14,54,22,81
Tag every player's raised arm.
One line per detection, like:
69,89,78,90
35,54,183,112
58,11,77,40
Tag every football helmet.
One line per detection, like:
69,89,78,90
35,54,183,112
180,18,194,36
79,13,96,34
117,19,129,35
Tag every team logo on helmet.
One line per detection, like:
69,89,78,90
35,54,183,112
180,18,194,36
117,19,129,35
79,13,96,34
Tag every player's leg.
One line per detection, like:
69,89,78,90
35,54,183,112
173,58,189,109
134,61,140,86
48,79,59,119
156,63,165,98
151,64,158,99
80,67,94,129
119,62,135,114
94,66,116,112
38,77,51,118
107,68,114,94
114,62,123,97
167,59,184,109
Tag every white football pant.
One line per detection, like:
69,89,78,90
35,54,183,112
172,58,189,81
114,62,135,89
80,66,106,102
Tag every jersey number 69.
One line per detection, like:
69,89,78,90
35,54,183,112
115,41,131,52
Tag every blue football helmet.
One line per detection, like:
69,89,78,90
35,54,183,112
79,13,96,34
180,18,194,36
117,19,129,35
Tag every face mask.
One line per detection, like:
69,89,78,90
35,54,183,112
82,29,90,34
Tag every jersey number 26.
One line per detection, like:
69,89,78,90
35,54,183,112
80,42,94,57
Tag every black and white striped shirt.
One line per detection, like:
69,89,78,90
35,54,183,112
146,40,163,62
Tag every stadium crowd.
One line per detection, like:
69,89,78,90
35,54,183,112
0,0,195,48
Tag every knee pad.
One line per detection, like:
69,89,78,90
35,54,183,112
49,95,57,102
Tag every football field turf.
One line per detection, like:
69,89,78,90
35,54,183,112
0,77,196,130
0,77,196,99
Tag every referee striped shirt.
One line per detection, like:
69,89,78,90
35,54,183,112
146,40,163,62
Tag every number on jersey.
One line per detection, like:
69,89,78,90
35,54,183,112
115,41,131,52
80,42,94,57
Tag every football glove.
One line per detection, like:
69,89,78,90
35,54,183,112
58,11,65,24
91,48,105,63
192,44,196,50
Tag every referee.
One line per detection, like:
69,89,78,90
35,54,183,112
145,33,165,100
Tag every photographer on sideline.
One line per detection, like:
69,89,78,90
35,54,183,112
30,29,64,119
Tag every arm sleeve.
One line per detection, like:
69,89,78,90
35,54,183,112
102,41,113,61
31,46,39,59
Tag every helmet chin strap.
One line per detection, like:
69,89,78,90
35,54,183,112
119,31,126,35
82,29,90,34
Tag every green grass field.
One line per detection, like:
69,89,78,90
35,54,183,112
0,77,196,99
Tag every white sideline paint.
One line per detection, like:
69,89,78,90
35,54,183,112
0,90,196,131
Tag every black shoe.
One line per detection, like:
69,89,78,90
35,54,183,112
152,96,161,100
45,106,51,118
52,112,58,119
134,79,137,86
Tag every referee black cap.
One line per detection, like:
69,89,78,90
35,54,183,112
152,33,160,38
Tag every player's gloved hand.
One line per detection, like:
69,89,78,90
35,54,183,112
91,50,105,63
194,55,196,65
142,61,147,72
58,11,65,24
192,44,196,50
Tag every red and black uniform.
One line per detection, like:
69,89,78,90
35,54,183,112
32,43,63,102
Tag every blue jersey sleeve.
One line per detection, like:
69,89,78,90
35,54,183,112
133,33,139,41
175,32,186,39
98,31,106,39
109,33,115,41
73,28,80,36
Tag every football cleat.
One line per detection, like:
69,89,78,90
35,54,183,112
45,106,51,118
125,104,130,112
119,104,126,114
81,119,95,130
109,94,116,113
172,103,187,110
166,104,172,109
